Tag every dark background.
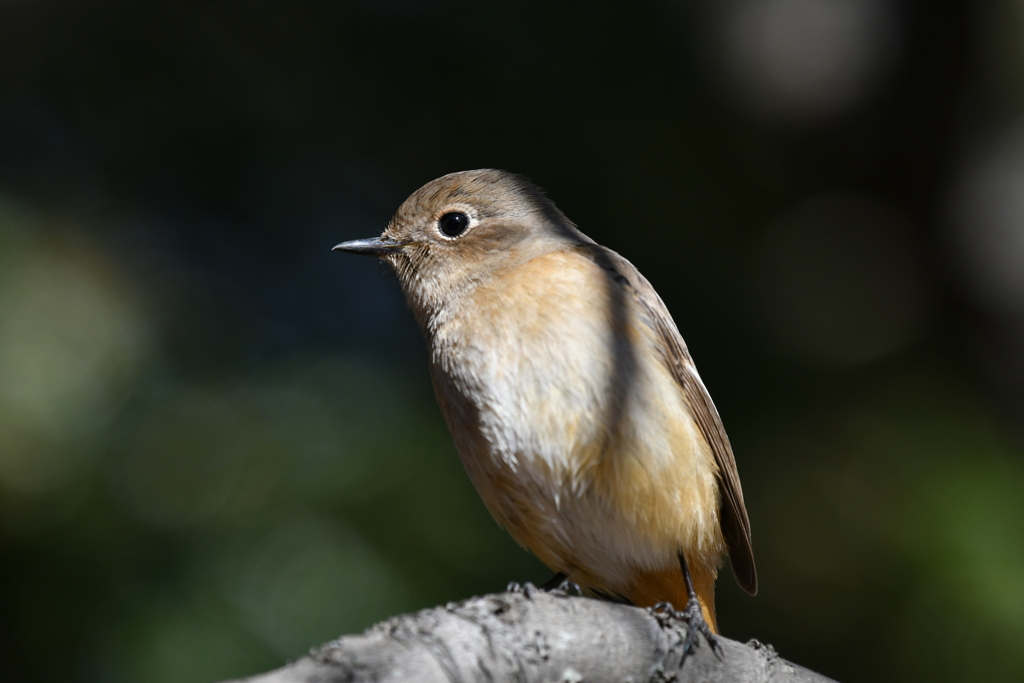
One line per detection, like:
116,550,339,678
2,1,1024,681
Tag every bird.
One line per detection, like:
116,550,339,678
334,169,756,641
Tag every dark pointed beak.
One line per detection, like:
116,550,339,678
332,236,409,256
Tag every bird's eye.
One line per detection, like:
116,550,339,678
438,211,470,238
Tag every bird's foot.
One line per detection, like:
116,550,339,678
506,581,538,598
508,576,582,598
651,599,723,660
540,572,582,596
546,578,582,597
540,572,568,591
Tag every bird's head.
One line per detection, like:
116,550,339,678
334,169,589,321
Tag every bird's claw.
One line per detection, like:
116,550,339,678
548,578,582,597
649,599,722,659
509,576,581,598
506,581,538,598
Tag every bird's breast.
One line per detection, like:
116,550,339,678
432,252,624,477
426,250,723,574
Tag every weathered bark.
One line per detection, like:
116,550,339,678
224,588,836,683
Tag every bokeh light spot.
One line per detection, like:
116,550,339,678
720,0,899,121
948,120,1024,315
0,207,150,494
754,193,930,365
118,387,285,528
221,513,409,658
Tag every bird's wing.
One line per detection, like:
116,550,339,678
579,244,758,595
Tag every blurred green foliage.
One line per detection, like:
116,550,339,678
2,1,1024,682
0,197,546,683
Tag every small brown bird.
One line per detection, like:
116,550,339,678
335,169,755,639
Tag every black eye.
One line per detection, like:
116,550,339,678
438,211,469,237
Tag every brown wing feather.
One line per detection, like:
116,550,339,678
580,244,758,595
644,305,758,595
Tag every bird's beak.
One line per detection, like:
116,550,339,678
332,236,409,257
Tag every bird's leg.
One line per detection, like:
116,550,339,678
544,573,582,597
540,572,568,590
676,552,722,657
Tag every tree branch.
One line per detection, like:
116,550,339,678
224,588,836,683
